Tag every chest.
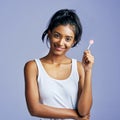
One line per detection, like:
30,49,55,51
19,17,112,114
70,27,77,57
42,63,72,80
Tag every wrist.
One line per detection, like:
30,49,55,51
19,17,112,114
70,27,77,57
71,109,79,119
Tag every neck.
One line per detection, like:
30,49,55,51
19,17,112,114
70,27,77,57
43,53,68,64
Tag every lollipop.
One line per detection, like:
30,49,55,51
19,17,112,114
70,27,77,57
87,40,94,50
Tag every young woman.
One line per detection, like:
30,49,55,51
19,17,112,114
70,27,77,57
24,9,94,120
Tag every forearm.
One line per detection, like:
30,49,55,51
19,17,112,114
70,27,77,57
29,103,79,119
78,70,93,116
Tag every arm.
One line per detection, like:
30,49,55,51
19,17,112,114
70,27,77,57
24,60,79,119
77,50,94,118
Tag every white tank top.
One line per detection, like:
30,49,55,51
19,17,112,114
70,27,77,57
35,59,79,120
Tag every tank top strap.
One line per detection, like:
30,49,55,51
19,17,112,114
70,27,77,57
71,59,79,81
34,59,42,82
72,59,78,72
34,59,40,68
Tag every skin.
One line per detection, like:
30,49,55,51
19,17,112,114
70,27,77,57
24,25,94,120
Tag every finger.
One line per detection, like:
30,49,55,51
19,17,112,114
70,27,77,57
84,50,91,54
83,54,94,64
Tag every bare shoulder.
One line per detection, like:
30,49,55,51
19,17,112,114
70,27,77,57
76,60,85,89
76,60,84,77
24,60,37,70
24,60,38,80
77,61,84,71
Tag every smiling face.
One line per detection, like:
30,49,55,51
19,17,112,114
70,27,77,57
48,25,76,56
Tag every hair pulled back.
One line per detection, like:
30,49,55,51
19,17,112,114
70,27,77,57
42,9,82,47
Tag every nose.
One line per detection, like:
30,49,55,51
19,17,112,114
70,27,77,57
58,38,65,46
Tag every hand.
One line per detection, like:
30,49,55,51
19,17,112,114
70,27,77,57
82,50,94,72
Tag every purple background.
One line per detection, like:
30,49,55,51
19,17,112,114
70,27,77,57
0,0,120,119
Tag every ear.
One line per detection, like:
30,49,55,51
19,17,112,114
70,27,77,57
72,40,76,47
47,30,51,39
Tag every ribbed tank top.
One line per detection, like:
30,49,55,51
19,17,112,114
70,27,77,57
35,59,79,120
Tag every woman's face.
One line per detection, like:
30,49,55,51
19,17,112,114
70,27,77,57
48,24,76,56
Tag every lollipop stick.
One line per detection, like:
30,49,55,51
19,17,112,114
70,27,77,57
87,40,94,50
87,44,91,50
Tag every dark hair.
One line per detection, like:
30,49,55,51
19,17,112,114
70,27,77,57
42,9,82,47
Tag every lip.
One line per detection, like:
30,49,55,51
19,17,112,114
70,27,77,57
54,45,65,51
55,47,65,51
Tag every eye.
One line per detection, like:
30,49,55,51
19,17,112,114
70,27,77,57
65,37,72,42
53,33,61,39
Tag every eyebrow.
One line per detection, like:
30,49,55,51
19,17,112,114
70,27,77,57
53,31,74,39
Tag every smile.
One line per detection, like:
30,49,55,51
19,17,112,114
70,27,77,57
55,46,65,51
54,45,65,51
